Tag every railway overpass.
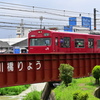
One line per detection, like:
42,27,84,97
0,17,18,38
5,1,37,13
0,53,99,88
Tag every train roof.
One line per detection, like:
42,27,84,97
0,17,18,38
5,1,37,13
29,29,100,36
48,29,100,36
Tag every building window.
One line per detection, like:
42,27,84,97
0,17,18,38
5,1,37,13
88,39,94,48
97,40,100,48
75,39,84,48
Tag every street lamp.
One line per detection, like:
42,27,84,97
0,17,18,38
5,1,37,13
40,16,43,29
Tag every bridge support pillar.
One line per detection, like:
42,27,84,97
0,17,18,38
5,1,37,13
41,82,60,100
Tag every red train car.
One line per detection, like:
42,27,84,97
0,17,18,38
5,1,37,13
28,29,100,53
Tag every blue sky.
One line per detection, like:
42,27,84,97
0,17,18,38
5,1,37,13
0,0,100,38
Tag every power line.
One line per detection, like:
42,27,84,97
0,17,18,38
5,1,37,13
0,1,98,21
0,7,32,12
0,1,94,16
0,27,16,30
0,12,95,25
0,6,94,18
0,1,31,8
0,1,100,31
0,6,81,18
0,1,95,17
0,14,69,21
0,21,68,26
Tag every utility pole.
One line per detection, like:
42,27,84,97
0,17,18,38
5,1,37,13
40,16,43,29
94,8,96,30
16,19,24,38
20,19,24,37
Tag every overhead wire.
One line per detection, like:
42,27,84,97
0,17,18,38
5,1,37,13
0,6,95,18
0,1,94,16
0,1,94,17
0,1,99,30
0,1,95,18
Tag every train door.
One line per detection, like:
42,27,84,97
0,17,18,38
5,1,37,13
53,35,71,52
59,37,71,52
88,38,94,53
54,37,59,52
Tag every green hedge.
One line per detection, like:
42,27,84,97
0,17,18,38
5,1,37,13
0,84,30,95
73,90,89,100
23,91,41,100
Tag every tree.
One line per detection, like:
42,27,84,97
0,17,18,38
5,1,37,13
73,90,89,100
92,65,100,84
59,64,74,86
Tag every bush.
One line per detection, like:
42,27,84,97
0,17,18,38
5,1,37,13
0,85,30,95
73,90,89,100
59,64,74,86
92,65,100,84
23,91,41,100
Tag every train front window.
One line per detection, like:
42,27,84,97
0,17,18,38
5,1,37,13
30,38,51,46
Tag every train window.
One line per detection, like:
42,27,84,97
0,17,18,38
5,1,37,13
75,39,84,48
30,39,34,46
97,40,100,48
60,38,64,47
55,37,58,45
44,33,50,36
60,37,70,48
45,40,50,46
30,38,51,46
88,39,94,48
63,37,70,48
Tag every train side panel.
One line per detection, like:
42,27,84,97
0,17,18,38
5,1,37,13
28,29,100,54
